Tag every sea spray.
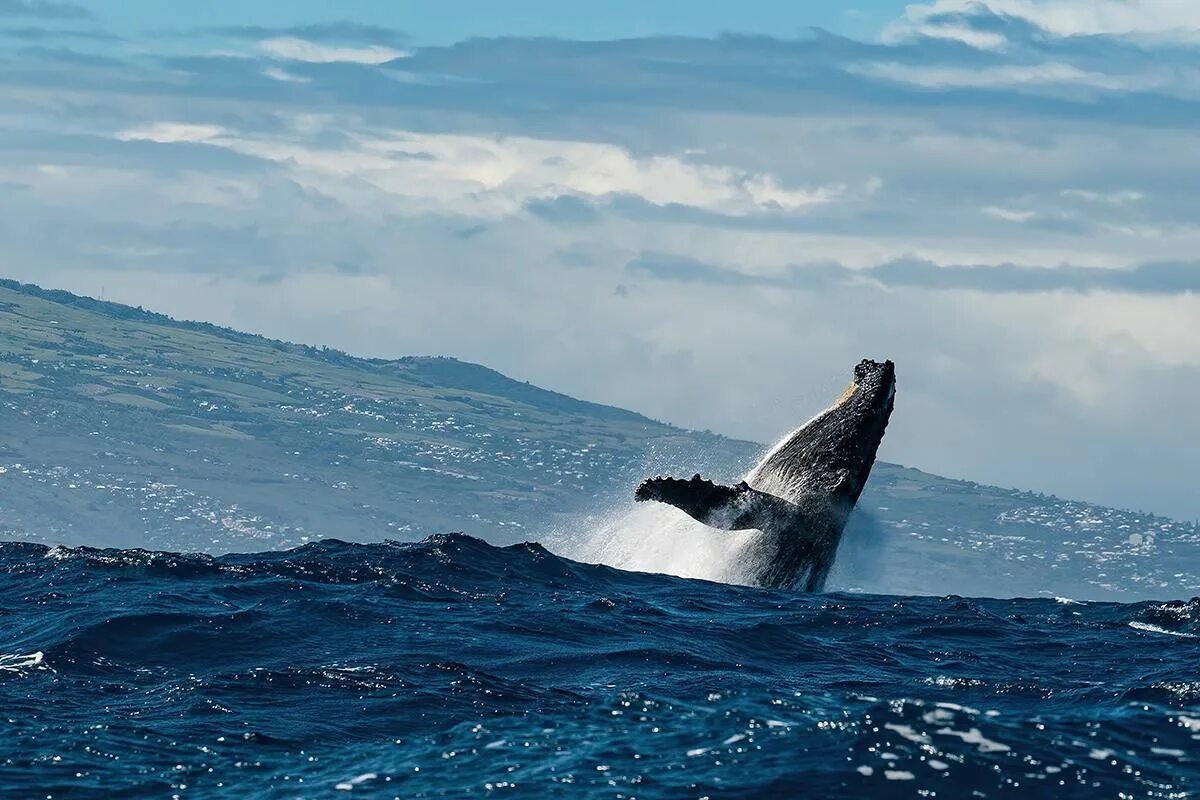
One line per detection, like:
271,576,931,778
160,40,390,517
552,501,762,585
555,501,888,592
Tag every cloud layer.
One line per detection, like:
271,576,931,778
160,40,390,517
630,253,1200,295
3,5,1200,519
0,0,90,19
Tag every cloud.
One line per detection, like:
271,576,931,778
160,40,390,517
849,60,1155,92
262,66,311,84
873,257,1200,294
0,0,89,19
257,37,407,65
0,26,117,41
6,18,1200,519
982,206,1037,222
628,252,1200,296
116,120,844,218
0,131,273,177
1060,188,1143,204
523,195,600,224
895,0,1200,43
118,123,225,144
206,22,407,47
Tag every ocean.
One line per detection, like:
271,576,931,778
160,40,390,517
1,533,1197,798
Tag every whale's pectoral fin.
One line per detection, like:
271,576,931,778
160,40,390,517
635,474,795,531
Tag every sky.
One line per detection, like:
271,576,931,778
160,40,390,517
40,1,905,45
3,0,1200,520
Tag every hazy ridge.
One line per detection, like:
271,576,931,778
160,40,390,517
1,279,1197,600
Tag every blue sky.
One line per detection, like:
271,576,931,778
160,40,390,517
67,0,905,44
4,0,1200,519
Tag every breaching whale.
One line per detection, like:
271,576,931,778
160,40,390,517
634,359,895,591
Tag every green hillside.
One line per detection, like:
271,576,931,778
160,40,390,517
1,279,1197,600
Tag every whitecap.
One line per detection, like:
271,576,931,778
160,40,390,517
335,773,379,791
936,727,1011,753
1151,747,1185,757
885,723,931,745
0,652,45,674
1129,621,1198,639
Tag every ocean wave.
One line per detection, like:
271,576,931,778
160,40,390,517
0,534,1197,797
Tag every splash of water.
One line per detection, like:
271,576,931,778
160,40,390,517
554,393,888,589
557,498,888,592
555,501,764,585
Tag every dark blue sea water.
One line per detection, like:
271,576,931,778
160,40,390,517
1,533,1197,799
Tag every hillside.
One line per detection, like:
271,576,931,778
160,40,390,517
1,279,1197,600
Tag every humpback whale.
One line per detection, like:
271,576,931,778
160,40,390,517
635,359,895,591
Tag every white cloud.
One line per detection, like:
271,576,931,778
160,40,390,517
262,66,311,84
895,0,1200,42
117,122,224,143
258,36,406,64
888,17,1009,48
850,61,1148,91
982,205,1037,222
1061,188,1144,204
193,123,843,218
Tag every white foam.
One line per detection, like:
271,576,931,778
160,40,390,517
0,652,45,673
557,503,761,585
1129,621,1198,638
885,723,931,744
335,773,378,790
936,727,1011,753
1151,747,1185,757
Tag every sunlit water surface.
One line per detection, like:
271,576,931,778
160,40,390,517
1,535,1197,798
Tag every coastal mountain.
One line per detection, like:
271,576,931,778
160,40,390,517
1,279,1196,600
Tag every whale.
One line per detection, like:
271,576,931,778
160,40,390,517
634,359,896,591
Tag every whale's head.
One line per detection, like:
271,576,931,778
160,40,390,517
848,358,896,440
841,358,895,484
747,358,895,507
